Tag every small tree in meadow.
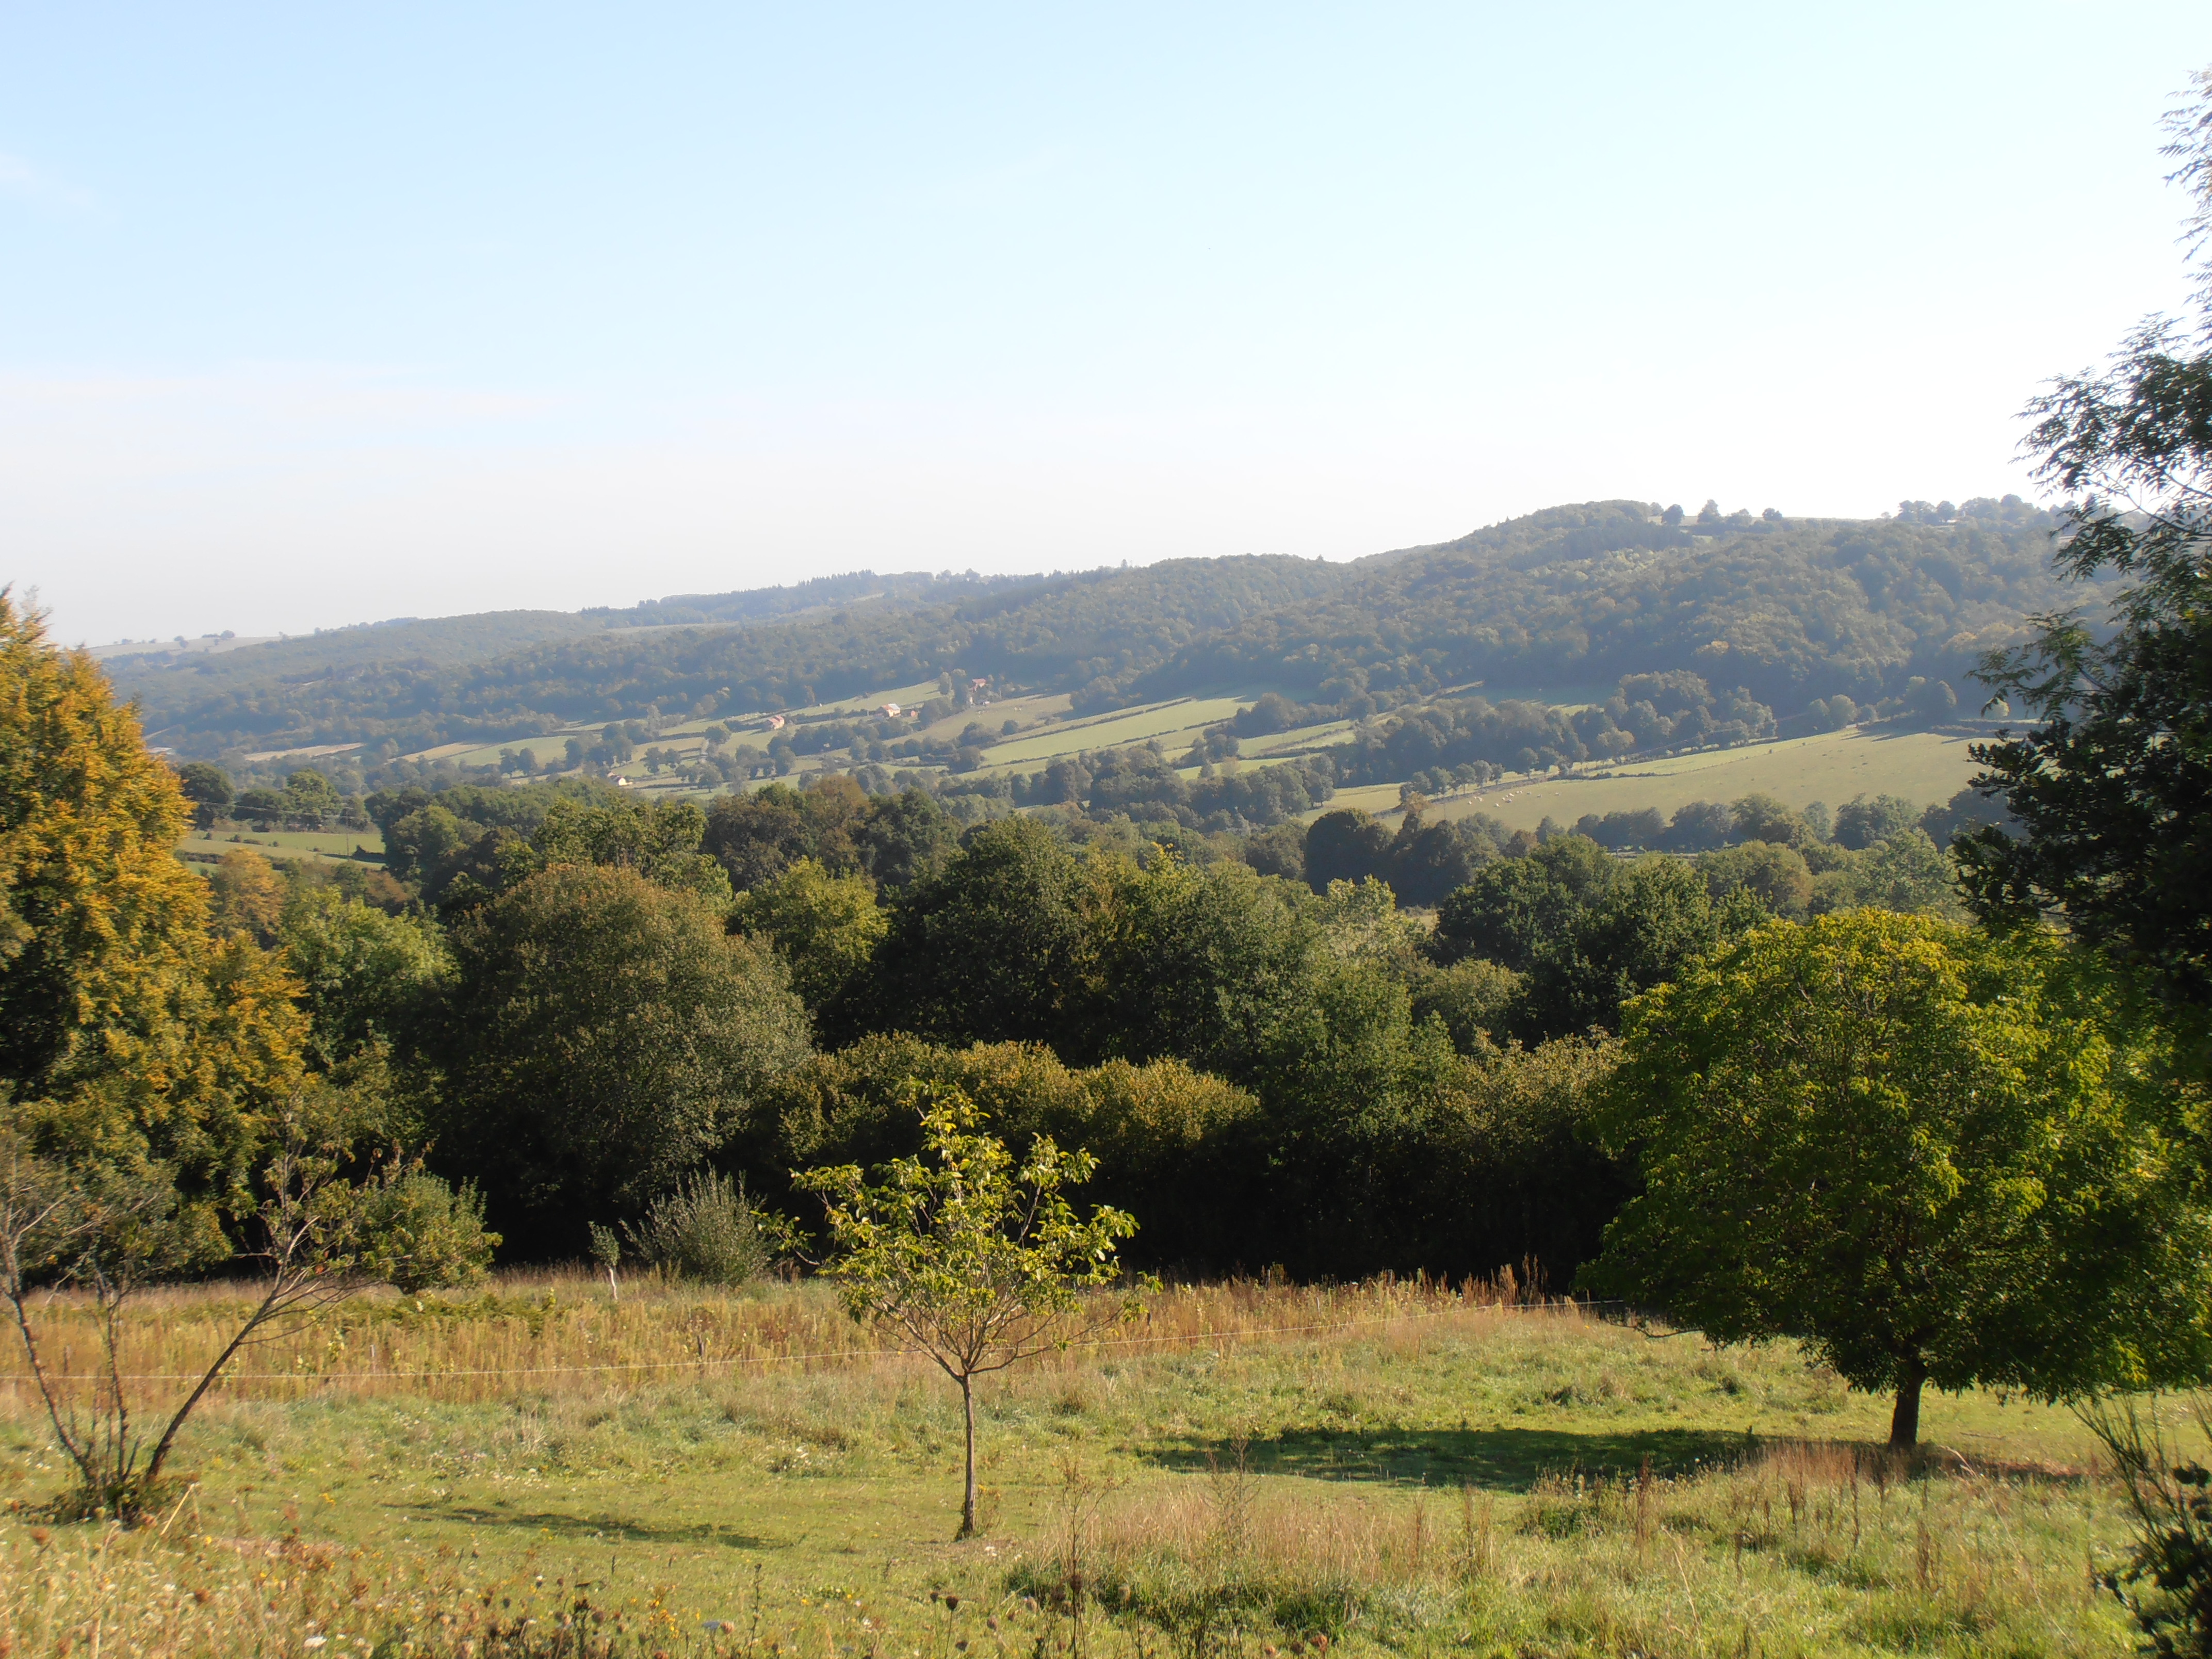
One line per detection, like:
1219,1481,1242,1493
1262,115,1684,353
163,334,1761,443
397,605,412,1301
797,1085,1140,1538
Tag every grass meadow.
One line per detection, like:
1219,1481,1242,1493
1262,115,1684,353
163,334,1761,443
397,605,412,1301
0,1273,2146,1657
175,827,388,866
1319,728,1985,834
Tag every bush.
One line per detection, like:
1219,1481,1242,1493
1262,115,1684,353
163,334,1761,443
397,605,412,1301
623,1170,781,1286
361,1172,500,1293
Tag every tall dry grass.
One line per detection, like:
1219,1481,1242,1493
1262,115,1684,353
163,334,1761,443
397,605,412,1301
0,1270,1572,1416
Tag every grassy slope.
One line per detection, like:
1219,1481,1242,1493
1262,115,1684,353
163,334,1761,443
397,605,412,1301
1316,728,1982,832
0,1276,2136,1657
175,826,387,867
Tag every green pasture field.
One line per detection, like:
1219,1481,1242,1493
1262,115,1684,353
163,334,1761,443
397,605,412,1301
176,827,386,866
1315,729,1982,833
982,696,1256,772
0,1276,2141,1657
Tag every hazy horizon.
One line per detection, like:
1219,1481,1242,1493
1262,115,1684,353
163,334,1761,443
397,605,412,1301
7,4,2206,644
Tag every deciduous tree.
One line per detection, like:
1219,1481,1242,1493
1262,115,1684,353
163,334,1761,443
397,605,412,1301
798,1086,1139,1538
1583,911,2212,1446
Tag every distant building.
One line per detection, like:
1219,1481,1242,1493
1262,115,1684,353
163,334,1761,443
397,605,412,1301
765,714,787,730
880,703,902,718
970,678,988,689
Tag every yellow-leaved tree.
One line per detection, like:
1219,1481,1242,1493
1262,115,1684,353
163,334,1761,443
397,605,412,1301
0,590,305,1241
0,592,495,1518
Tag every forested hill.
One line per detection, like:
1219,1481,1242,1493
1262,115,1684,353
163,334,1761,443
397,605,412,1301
104,570,1024,753
1131,497,2084,711
110,497,2082,759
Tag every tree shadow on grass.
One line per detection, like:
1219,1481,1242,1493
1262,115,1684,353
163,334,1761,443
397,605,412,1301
1145,1424,1753,1491
399,1497,783,1550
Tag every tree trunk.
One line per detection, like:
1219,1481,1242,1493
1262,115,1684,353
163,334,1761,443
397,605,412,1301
958,1373,979,1539
1889,1360,1926,1449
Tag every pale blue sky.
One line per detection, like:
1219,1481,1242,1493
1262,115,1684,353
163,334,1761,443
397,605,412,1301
4,4,2206,642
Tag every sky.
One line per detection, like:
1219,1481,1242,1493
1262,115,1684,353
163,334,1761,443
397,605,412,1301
3,4,2208,645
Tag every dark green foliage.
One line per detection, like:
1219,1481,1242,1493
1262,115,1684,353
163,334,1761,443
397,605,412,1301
1519,859,1730,1038
428,864,811,1257
508,796,732,906
764,1035,1267,1273
858,817,1092,1048
1430,836,1617,973
1430,839,1743,1040
1698,840,1814,920
1302,803,1506,905
173,762,231,826
758,1030,1620,1282
850,788,957,888
1958,77,2212,1005
703,775,955,892
1662,800,1736,852
1731,792,1813,848
1574,808,1665,850
1920,784,2016,849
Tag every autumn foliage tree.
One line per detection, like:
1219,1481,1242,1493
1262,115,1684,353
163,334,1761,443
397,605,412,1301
0,591,307,1243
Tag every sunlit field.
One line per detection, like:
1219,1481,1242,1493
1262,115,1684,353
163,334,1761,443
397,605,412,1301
0,1274,2139,1657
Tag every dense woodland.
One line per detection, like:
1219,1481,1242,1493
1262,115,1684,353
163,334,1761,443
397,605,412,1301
107,497,2077,761
162,741,1989,1285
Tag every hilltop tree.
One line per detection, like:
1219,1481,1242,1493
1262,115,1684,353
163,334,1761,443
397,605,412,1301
798,1086,1138,1538
1583,912,2212,1446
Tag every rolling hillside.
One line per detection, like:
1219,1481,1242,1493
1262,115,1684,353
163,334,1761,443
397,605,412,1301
102,497,2085,767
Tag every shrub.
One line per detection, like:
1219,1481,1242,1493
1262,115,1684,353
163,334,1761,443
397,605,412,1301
360,1171,500,1293
623,1170,781,1286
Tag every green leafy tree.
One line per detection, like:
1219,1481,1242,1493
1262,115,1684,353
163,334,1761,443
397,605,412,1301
1833,793,1921,850
860,816,1090,1046
1810,829,1965,920
1731,792,1811,849
798,1086,1139,1538
174,761,231,827
509,796,733,906
1430,835,1616,971
432,864,811,1255
1698,840,1812,919
278,885,452,1063
382,803,472,885
280,768,340,826
729,856,887,1018
1583,911,2212,1446
1960,72,2212,1006
1516,856,1731,1038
